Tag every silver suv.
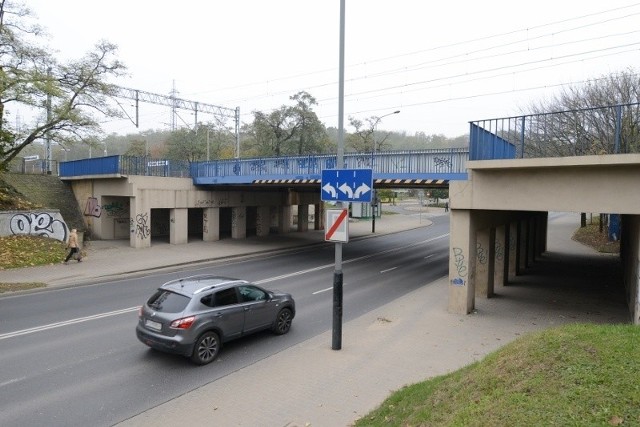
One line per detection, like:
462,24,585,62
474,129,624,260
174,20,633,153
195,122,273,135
136,275,295,365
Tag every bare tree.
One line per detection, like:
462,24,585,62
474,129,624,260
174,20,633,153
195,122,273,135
524,68,640,157
0,0,127,170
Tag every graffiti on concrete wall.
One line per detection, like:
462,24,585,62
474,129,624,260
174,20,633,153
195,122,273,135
85,197,102,217
476,242,488,265
495,241,505,262
134,213,150,239
102,201,128,217
85,197,129,218
451,247,468,286
196,194,229,207
4,212,68,242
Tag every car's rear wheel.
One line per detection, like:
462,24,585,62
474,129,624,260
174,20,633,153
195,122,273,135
272,308,293,335
190,331,220,365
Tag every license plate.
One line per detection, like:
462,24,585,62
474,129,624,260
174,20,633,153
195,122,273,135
145,319,162,331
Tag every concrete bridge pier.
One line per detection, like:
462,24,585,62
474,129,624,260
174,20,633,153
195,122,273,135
448,209,547,314
170,208,188,244
130,190,151,249
232,207,247,239
256,206,270,237
203,207,220,241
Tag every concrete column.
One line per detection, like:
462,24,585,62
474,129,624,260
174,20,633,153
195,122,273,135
475,228,495,297
448,209,475,314
314,203,323,231
256,206,270,237
278,205,292,233
536,212,548,256
508,221,518,281
231,206,246,239
494,224,506,287
203,207,220,242
518,218,528,272
297,204,309,232
527,216,536,265
130,190,151,248
170,208,188,244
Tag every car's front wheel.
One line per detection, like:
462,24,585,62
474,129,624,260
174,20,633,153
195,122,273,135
272,308,293,335
190,331,220,365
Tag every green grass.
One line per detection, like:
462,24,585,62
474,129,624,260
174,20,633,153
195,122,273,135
355,324,639,427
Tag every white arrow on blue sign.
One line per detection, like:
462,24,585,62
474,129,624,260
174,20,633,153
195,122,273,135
321,169,373,202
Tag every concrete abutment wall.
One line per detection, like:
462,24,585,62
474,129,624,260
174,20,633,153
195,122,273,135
66,176,322,249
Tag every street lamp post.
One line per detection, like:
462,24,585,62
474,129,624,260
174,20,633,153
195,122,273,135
371,110,400,233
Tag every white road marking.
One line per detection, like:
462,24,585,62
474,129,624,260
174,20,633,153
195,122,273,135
0,307,139,341
0,377,27,388
379,267,398,273
0,233,449,340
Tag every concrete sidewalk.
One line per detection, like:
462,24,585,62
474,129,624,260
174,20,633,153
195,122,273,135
115,212,628,427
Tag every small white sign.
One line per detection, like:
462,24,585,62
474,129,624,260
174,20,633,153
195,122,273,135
325,208,349,243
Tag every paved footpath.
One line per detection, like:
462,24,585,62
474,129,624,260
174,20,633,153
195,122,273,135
116,212,628,427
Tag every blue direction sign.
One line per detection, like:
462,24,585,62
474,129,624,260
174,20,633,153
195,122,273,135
321,169,373,202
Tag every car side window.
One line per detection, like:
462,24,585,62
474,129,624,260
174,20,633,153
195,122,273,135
200,293,215,308
238,285,267,303
214,288,239,307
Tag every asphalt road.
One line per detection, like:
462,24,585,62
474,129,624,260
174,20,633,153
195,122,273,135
0,217,450,427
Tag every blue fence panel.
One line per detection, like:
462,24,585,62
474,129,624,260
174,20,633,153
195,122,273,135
469,102,640,160
469,123,516,160
59,156,120,177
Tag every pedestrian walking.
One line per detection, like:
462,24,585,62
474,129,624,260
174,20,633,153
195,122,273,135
63,228,82,264
444,202,449,212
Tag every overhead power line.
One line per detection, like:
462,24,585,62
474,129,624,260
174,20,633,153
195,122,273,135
112,86,242,158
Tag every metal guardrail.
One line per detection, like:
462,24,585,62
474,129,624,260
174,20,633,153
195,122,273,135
469,102,640,160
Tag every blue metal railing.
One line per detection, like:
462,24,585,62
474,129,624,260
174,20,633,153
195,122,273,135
469,102,640,160
60,155,191,178
59,149,470,184
189,149,469,184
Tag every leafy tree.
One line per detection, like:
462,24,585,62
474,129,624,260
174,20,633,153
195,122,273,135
248,107,298,157
165,127,203,162
245,91,328,157
124,139,148,157
289,91,329,155
0,0,126,171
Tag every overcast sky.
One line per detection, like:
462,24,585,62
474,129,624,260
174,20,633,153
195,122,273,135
25,0,640,137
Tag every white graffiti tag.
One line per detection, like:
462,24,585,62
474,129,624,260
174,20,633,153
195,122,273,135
9,212,68,242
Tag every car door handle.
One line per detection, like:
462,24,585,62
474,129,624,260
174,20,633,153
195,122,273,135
214,312,223,318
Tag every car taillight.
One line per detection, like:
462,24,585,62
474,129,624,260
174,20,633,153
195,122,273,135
170,316,196,329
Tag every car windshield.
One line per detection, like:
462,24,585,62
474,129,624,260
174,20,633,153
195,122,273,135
147,290,190,313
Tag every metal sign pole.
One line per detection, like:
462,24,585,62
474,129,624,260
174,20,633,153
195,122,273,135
332,0,346,351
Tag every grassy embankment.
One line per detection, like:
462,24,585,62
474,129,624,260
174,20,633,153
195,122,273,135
355,323,639,426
